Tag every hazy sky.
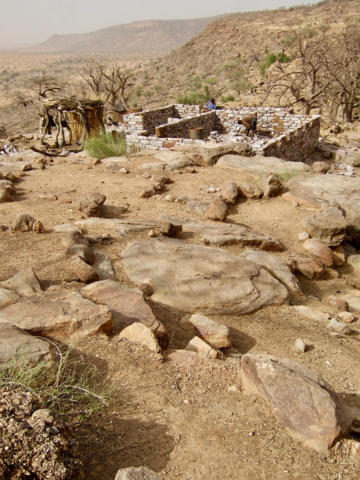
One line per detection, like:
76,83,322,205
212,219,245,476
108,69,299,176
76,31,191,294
2,0,320,48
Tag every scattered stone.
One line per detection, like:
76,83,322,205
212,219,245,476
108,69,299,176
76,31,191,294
312,161,329,174
180,314,231,349
70,256,99,283
323,295,349,311
101,204,128,218
158,214,283,250
81,280,167,347
92,248,115,280
154,150,193,170
0,268,42,297
175,194,198,205
328,318,352,335
148,229,156,237
77,192,106,218
186,200,209,214
0,289,112,339
65,244,95,265
137,283,154,297
0,322,54,367
164,194,174,202
301,208,347,246
295,338,309,353
160,221,182,237
243,250,301,294
294,306,331,322
205,197,228,222
122,237,289,315
21,163,32,171
185,336,222,360
292,256,326,279
118,323,161,353
139,188,156,199
338,290,360,313
346,254,360,288
0,187,13,203
238,182,263,199
61,230,89,248
151,174,171,185
336,311,355,323
332,244,347,267
262,173,283,197
12,213,44,233
115,467,164,480
38,193,58,201
0,387,83,480
53,224,82,234
221,181,239,204
303,239,334,267
299,232,310,241
241,354,354,452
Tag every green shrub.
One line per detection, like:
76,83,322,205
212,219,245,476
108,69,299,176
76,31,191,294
259,52,291,77
220,94,235,103
176,91,209,105
84,133,126,159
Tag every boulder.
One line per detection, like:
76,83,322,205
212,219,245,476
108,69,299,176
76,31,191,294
180,314,231,349
70,256,99,283
339,290,360,313
0,289,112,340
0,322,54,367
301,208,347,246
92,248,115,280
154,150,193,170
81,280,168,348
185,336,222,359
262,173,283,197
217,154,312,174
294,306,331,323
303,239,334,267
205,197,228,222
328,318,352,335
118,323,161,353
243,251,301,294
160,221,182,237
77,192,106,218
221,181,239,205
122,237,289,315
12,213,44,233
332,244,347,267
241,354,354,452
65,244,95,264
238,182,263,199
291,256,326,279
158,215,283,251
0,268,42,297
312,161,329,174
61,230,89,248
174,143,253,166
323,295,349,311
346,255,360,288
0,187,13,203
101,204,128,218
186,200,209,214
282,175,360,244
115,467,164,480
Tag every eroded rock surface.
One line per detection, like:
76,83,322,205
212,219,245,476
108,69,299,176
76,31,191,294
122,237,288,315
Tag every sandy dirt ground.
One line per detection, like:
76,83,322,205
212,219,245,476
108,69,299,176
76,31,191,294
1,147,360,480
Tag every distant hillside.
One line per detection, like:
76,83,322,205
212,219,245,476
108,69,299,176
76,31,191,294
136,0,359,106
25,16,227,54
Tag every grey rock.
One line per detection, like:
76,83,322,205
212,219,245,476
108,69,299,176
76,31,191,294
70,256,99,283
61,230,89,248
92,248,115,280
221,181,239,204
12,213,43,232
0,288,20,309
186,200,209,214
115,466,164,480
0,268,42,297
262,173,283,197
205,197,228,222
217,154,312,174
66,245,95,265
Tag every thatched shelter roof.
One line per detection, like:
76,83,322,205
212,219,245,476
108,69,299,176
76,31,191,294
42,97,104,112
111,100,126,113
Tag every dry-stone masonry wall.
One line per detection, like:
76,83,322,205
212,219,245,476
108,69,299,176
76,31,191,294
123,104,320,162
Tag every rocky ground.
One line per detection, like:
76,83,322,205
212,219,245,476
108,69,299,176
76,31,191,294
1,128,360,479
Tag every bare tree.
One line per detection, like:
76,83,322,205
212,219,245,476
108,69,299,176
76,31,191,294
79,58,134,107
25,71,66,99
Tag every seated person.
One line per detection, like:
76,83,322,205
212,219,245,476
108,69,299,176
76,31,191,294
206,98,217,110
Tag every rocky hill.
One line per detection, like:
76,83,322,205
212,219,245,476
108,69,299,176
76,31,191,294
135,0,359,106
26,16,226,54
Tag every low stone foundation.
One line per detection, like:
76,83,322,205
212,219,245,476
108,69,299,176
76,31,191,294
122,104,321,163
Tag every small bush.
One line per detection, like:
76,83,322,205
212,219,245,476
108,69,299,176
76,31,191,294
220,94,235,103
259,52,291,77
84,133,126,159
176,90,209,105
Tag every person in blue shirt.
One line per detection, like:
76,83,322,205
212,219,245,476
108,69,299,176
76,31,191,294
206,98,217,110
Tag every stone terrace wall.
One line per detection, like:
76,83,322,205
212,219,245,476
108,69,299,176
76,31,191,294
261,116,321,162
123,105,178,135
155,111,217,139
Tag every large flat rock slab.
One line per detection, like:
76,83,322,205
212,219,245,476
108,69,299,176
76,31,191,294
76,218,160,234
282,175,360,241
216,155,312,175
158,215,282,250
0,289,112,340
241,354,354,452
122,237,289,315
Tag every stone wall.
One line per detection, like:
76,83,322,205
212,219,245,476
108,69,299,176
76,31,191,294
155,111,217,139
123,104,321,162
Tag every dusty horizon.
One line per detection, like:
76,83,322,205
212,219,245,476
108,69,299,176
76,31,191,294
2,0,320,49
